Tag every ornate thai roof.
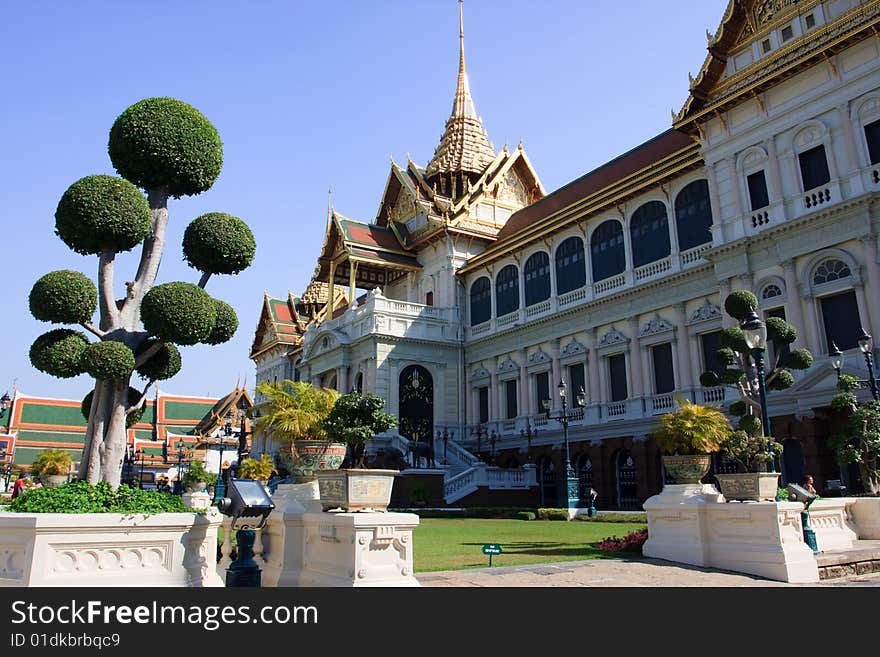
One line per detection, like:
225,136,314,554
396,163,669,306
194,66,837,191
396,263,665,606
425,1,496,183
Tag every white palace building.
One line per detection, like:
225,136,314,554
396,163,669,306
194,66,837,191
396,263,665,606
251,0,880,510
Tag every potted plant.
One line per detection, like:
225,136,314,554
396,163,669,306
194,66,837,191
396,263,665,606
30,449,73,488
650,396,731,484
181,459,217,493
251,379,343,483
237,454,276,484
715,422,783,501
316,391,399,512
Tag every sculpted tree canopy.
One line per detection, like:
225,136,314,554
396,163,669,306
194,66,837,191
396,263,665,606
27,97,256,486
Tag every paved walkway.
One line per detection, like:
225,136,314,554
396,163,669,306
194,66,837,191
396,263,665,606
416,556,880,587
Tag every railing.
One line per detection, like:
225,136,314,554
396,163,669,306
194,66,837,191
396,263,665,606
444,464,536,503
501,419,516,432
803,187,831,209
701,386,727,404
497,311,519,328
605,402,626,419
525,299,552,317
445,438,481,467
634,257,671,282
558,286,587,308
487,468,527,488
444,468,477,502
386,300,443,318
533,414,548,427
751,209,770,228
650,393,675,414
470,321,492,337
873,168,879,184
680,243,711,266
594,274,626,295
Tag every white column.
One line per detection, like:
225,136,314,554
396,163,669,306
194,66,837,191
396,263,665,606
800,289,822,356
670,338,681,390
705,161,724,244
765,137,784,206
519,348,529,419
490,359,499,421
782,259,806,349
675,303,694,389
860,236,880,337
838,103,859,175
588,330,600,403
628,318,644,396
551,339,562,411
719,278,735,328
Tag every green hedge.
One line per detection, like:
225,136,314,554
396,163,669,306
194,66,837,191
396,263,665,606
8,480,189,514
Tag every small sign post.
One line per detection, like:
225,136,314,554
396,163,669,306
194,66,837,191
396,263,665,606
482,543,503,567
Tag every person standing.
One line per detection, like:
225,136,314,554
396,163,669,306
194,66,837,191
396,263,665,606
11,474,27,499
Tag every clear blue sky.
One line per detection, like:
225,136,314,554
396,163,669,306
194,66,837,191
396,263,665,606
0,0,727,402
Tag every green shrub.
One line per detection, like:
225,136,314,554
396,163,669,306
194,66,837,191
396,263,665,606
537,508,571,521
575,512,647,523
29,270,98,324
515,511,536,521
738,414,762,436
785,348,813,370
31,449,72,477
721,369,744,385
767,369,795,391
141,282,217,345
728,400,748,417
719,327,749,353
723,290,758,321
8,480,188,514
80,340,135,380
699,371,721,387
134,340,182,381
766,316,797,345
205,299,238,345
109,97,223,198
54,175,152,255
183,212,256,275
29,329,90,378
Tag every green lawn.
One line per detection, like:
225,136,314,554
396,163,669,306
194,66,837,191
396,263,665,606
412,518,647,573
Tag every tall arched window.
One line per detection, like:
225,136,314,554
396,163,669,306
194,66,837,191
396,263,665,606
555,236,586,294
674,179,713,251
630,201,670,267
495,265,520,316
590,220,625,283
469,276,491,326
523,252,550,306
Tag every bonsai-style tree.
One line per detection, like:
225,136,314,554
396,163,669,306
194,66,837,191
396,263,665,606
829,374,880,495
700,291,813,436
323,392,397,468
28,97,255,486
650,396,732,455
181,459,217,492
251,380,340,452
718,430,783,473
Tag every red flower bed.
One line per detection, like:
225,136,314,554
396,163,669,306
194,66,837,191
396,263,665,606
594,528,648,553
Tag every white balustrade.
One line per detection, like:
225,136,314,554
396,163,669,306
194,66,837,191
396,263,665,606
680,243,711,266
594,274,626,295
634,257,671,282
701,386,726,404
525,299,552,317
605,401,627,419
650,393,675,414
470,321,492,337
803,187,832,210
558,286,587,308
497,311,519,328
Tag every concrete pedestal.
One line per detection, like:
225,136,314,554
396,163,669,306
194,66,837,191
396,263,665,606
299,510,420,587
182,491,212,511
261,481,322,587
808,499,859,552
644,484,819,583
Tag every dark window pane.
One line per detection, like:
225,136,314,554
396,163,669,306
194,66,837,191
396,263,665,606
591,220,626,282
425,291,433,306
765,307,791,369
608,354,628,402
535,372,549,412
747,170,769,210
701,331,724,377
674,179,713,251
505,380,518,419
865,119,880,165
798,145,830,190
496,265,520,317
478,386,489,423
652,343,675,394
469,277,491,326
630,201,671,268
568,363,586,400
524,252,551,306
820,291,862,351
555,236,586,294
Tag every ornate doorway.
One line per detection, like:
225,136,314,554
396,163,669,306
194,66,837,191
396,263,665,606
576,454,593,506
398,365,433,443
615,449,639,510
781,439,805,487
539,456,556,507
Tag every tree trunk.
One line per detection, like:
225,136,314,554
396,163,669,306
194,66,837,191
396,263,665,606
860,457,880,495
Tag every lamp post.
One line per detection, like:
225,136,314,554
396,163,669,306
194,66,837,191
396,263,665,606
172,441,189,496
473,425,483,462
542,381,585,509
136,448,146,489
829,341,844,381
858,330,879,402
490,430,497,466
741,310,775,473
212,410,235,504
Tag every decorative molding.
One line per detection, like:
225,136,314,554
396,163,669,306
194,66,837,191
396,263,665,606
640,316,675,337
527,348,552,366
497,358,519,374
687,299,722,325
598,327,628,347
470,366,491,382
560,339,586,358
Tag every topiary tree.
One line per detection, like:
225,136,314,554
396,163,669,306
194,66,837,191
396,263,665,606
700,291,813,436
323,392,398,468
28,97,255,487
828,374,880,495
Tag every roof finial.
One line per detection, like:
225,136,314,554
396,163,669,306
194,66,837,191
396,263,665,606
326,187,333,230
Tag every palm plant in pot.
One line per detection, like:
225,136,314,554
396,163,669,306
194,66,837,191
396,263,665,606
317,391,399,512
251,380,342,483
650,396,731,484
30,449,73,488
237,454,276,484
715,402,783,501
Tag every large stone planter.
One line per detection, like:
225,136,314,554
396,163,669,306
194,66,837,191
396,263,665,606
716,472,780,502
662,455,711,484
316,469,398,512
847,497,880,539
43,474,68,488
0,509,224,587
282,441,347,483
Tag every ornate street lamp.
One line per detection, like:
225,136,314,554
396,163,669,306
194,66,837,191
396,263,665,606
490,430,497,465
858,330,879,401
520,423,537,463
542,380,585,509
212,409,235,504
741,310,774,473
829,341,844,381
172,441,189,496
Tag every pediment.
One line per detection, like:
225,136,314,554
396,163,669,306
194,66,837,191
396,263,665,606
599,327,628,347
471,366,491,381
498,357,519,374
560,339,586,358
527,348,551,366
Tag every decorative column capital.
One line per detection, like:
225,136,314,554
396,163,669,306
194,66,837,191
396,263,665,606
781,258,797,274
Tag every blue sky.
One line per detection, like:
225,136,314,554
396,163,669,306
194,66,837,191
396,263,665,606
0,0,727,402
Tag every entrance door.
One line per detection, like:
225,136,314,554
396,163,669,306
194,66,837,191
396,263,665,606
539,456,556,507
615,450,639,510
781,439,805,487
398,365,434,444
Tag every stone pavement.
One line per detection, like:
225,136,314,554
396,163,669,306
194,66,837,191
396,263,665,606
416,556,880,587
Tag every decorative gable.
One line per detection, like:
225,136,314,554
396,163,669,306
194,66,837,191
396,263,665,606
687,299,722,325
560,339,586,358
497,357,519,374
527,348,551,366
599,327,628,347
470,366,491,382
640,316,675,337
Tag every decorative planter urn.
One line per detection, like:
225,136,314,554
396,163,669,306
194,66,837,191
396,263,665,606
316,469,398,512
661,455,711,484
43,474,68,488
715,472,781,501
282,441,347,483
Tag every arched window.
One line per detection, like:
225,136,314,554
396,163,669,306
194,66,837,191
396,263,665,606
674,180,713,252
523,252,550,306
812,258,851,285
761,284,783,300
590,220,625,283
555,236,586,294
630,201,670,267
495,265,520,317
425,291,434,306
469,277,491,326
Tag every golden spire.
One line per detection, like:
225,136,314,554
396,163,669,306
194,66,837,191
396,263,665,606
425,0,495,188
